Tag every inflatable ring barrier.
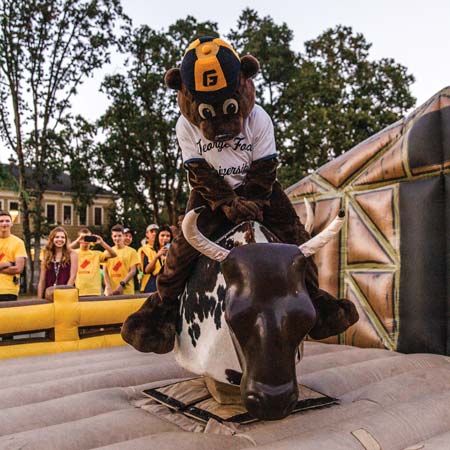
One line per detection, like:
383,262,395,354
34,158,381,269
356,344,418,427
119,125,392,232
1,342,450,448
0,287,146,360
287,87,450,355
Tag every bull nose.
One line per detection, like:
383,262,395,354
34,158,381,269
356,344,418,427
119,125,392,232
244,389,298,421
245,393,263,415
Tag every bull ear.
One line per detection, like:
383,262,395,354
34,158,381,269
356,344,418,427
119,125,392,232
241,55,259,79
164,68,182,90
308,290,359,340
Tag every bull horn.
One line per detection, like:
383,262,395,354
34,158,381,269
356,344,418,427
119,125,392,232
304,198,314,234
182,207,230,262
299,210,345,258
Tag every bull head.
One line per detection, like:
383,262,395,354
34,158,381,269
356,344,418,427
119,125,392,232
182,209,345,420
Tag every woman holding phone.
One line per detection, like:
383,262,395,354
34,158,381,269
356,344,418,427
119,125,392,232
139,226,173,293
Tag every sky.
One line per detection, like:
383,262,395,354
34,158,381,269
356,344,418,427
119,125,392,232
1,0,449,162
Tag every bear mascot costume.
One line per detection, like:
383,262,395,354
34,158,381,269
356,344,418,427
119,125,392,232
121,36,358,354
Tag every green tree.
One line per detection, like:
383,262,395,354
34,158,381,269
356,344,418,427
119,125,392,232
97,17,218,230
55,115,99,217
0,159,18,189
279,25,415,186
228,14,415,187
227,8,298,120
0,0,129,291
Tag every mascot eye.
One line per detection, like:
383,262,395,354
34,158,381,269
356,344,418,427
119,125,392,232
223,99,239,115
198,103,216,120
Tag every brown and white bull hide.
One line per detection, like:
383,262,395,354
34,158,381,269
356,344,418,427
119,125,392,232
174,222,284,386
174,208,344,420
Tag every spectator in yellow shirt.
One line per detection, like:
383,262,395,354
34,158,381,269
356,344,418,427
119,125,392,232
0,211,27,301
70,228,117,296
123,228,134,247
139,225,173,293
103,224,139,296
138,223,158,293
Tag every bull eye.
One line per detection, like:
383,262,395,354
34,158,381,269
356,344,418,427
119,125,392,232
223,99,239,115
198,103,216,120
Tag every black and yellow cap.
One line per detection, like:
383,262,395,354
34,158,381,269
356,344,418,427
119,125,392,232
180,36,241,103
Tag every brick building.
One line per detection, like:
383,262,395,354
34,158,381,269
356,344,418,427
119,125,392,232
0,164,116,242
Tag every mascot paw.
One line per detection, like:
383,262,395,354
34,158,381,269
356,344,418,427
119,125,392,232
222,197,263,223
121,293,178,354
308,290,359,340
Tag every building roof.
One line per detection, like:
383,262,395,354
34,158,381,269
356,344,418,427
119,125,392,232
1,163,113,197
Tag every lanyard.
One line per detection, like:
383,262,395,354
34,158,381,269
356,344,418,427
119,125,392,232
53,260,61,286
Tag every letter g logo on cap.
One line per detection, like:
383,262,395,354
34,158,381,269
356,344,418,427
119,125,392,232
203,69,218,87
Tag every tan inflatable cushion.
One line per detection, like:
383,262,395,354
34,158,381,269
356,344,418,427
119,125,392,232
0,342,449,449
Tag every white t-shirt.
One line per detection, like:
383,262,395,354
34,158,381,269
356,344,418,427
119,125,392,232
177,104,278,189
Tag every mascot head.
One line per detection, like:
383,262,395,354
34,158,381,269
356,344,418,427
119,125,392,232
165,36,259,141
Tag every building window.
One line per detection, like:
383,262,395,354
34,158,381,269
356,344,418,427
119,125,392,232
0,200,3,211
8,200,20,223
78,207,88,226
63,204,72,225
46,203,56,224
94,206,103,226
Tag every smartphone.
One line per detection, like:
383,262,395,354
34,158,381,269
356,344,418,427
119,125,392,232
165,243,171,248
84,235,97,243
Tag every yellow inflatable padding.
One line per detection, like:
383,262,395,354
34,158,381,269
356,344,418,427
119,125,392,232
0,288,147,360
0,303,54,334
0,334,126,360
79,298,146,327
54,288,80,342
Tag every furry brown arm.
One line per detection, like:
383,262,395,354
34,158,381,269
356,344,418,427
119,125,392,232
185,160,237,210
186,160,263,223
241,157,278,206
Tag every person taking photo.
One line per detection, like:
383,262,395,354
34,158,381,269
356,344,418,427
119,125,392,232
70,228,117,296
103,224,139,296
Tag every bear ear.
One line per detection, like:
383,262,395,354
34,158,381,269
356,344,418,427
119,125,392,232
164,68,182,91
241,55,260,79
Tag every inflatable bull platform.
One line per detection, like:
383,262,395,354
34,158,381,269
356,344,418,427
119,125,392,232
0,88,449,449
287,86,450,356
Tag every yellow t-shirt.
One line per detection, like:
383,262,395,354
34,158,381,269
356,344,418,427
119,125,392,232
75,249,108,296
0,235,27,296
137,244,162,293
104,246,139,295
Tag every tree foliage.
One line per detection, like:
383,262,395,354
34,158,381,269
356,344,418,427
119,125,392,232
227,8,298,118
278,25,415,186
0,0,129,291
228,11,415,187
55,115,99,212
0,160,18,189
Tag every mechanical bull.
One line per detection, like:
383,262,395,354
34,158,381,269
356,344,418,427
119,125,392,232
173,207,346,420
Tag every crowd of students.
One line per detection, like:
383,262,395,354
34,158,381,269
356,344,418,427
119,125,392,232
0,208,175,301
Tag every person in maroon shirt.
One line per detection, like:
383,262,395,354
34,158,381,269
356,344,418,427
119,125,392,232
37,226,78,299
